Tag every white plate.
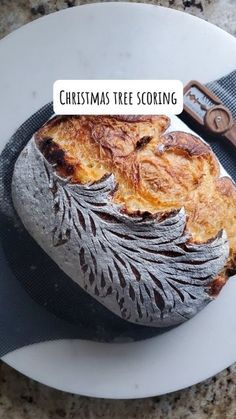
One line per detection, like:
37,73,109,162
1,2,236,398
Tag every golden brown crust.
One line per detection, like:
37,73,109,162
160,131,215,157
35,115,236,284
208,274,227,297
215,176,236,198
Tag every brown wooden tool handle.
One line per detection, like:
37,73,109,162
225,123,236,148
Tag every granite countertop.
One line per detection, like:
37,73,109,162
1,0,236,39
0,1,236,418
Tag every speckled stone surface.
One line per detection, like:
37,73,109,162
0,0,236,40
0,1,236,418
1,361,236,418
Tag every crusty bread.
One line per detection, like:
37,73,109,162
36,115,236,269
11,115,236,328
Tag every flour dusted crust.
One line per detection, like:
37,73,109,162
12,115,236,327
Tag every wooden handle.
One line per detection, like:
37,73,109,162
225,123,236,148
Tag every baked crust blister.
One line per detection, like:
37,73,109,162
12,115,236,327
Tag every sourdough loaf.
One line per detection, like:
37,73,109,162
11,115,236,327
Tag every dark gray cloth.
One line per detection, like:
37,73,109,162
0,71,236,357
207,70,236,121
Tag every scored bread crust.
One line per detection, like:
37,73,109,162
11,115,236,327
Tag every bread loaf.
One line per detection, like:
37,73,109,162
12,115,236,327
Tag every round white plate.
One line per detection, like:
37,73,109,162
1,2,236,398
